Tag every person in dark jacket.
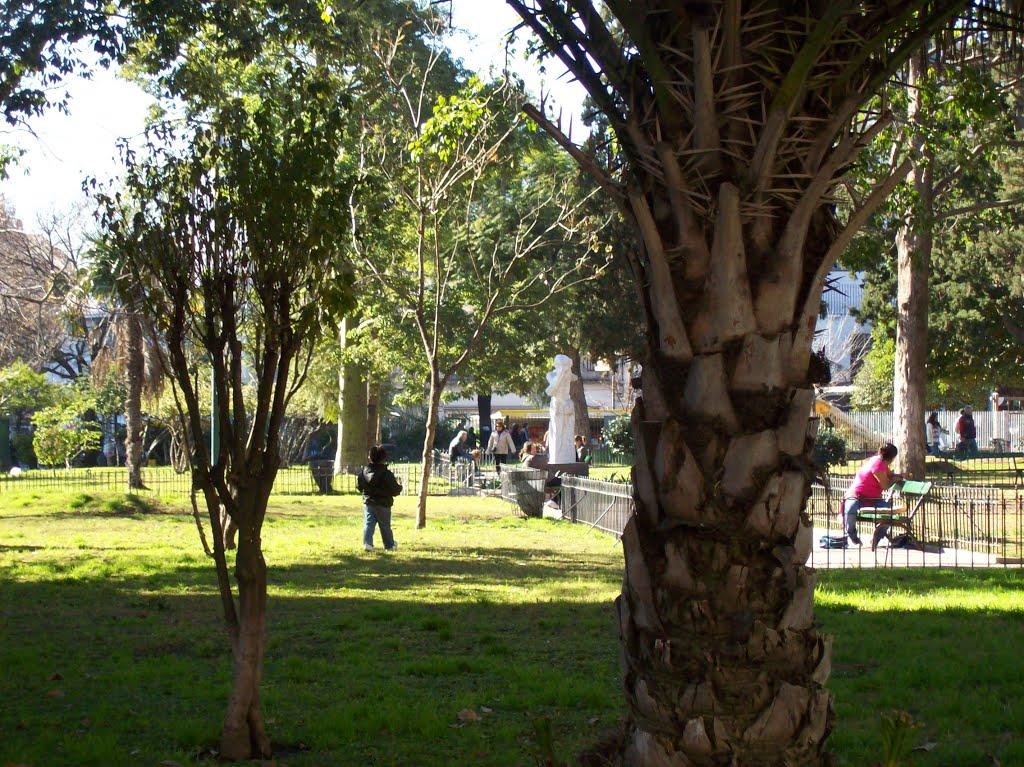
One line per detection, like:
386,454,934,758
356,445,402,552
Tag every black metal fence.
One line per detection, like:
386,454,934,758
499,471,1023,569
831,452,1024,489
0,460,475,499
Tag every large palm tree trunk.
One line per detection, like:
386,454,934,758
610,182,832,766
504,3,970,763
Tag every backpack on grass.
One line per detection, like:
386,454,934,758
819,535,848,549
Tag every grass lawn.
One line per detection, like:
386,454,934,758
1,486,1022,766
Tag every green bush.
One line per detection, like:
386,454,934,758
602,415,634,457
813,428,848,469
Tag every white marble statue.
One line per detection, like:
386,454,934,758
546,354,577,464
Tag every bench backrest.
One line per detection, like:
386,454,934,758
897,479,931,497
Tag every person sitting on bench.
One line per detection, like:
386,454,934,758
842,443,903,547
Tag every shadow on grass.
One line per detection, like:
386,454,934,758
0,569,622,767
814,568,1024,766
3,543,624,595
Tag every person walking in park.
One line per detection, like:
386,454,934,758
926,411,946,455
955,407,978,456
842,443,903,547
487,419,516,472
574,434,590,464
356,445,401,552
509,422,526,453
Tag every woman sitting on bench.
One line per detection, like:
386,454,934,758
842,443,903,546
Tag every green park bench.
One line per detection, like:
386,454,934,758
856,479,933,552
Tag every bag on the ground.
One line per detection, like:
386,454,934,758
819,534,848,549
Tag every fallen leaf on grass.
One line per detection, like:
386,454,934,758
45,690,64,699
913,742,937,752
457,708,479,722
48,672,63,681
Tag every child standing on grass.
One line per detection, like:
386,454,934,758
357,445,402,552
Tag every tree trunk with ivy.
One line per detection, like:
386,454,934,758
507,2,990,764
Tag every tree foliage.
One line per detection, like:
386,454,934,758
845,55,1024,396
31,384,100,469
95,7,361,757
0,361,57,412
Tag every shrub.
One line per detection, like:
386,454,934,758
602,415,634,457
813,428,848,469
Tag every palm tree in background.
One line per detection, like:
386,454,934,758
89,242,165,490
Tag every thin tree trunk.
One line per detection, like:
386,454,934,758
124,308,145,490
335,317,368,471
219,491,271,760
476,393,492,451
893,52,931,480
416,379,442,529
566,345,590,438
366,378,381,449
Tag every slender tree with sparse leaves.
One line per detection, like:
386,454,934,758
97,58,354,760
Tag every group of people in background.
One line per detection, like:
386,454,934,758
449,419,594,473
926,407,977,456
842,404,982,548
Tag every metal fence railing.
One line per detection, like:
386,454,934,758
497,471,1022,569
836,410,1024,454
0,460,475,499
807,477,1024,566
585,447,634,468
558,476,634,537
830,453,1024,489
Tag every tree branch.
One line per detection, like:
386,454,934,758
936,197,1024,221
522,103,624,208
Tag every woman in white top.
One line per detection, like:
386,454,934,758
487,420,516,472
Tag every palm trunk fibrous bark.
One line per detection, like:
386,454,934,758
505,2,980,764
